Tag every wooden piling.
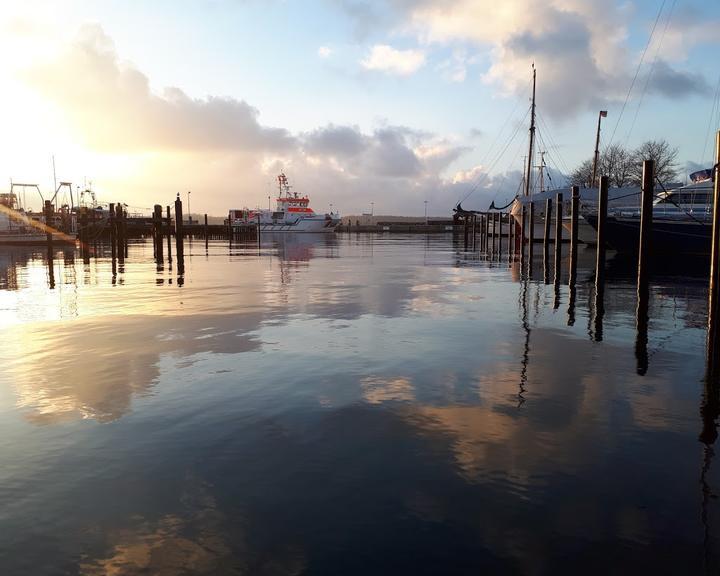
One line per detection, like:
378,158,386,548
595,176,608,287
508,212,514,260
174,194,185,266
498,213,503,258
543,198,552,274
154,205,163,261
491,213,497,253
109,202,116,262
554,193,563,282
166,206,172,262
637,160,655,292
519,205,526,263
708,132,720,375
484,213,491,251
43,200,53,247
115,204,125,263
528,201,535,276
569,186,579,286
204,214,209,251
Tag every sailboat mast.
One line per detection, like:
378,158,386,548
524,66,536,198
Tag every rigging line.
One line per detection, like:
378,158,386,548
458,105,531,205
536,131,565,187
608,0,667,148
701,73,720,165
536,113,573,177
455,90,528,205
623,0,677,146
491,129,533,204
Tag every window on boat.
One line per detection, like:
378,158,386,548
272,212,284,219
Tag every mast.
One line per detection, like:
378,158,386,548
524,65,536,198
539,151,546,193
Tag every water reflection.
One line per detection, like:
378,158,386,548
0,235,719,574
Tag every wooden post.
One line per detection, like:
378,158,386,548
43,200,53,247
508,212,514,260
595,176,609,287
463,215,469,250
257,212,261,249
569,186,580,286
484,213,491,251
166,205,172,262
491,213,496,253
635,160,654,376
498,212,503,258
109,202,116,262
543,198,552,276
554,193,563,282
528,201,535,276
154,205,163,262
637,160,655,292
204,213,209,251
115,204,125,263
520,205,526,263
174,194,184,265
708,132,720,376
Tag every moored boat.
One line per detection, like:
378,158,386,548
0,193,75,246
229,173,340,233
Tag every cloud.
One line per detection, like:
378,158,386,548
645,60,711,98
361,44,426,76
22,23,295,153
318,45,332,58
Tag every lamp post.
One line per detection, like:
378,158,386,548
591,110,608,188
424,200,428,225
371,202,374,216
187,190,191,224
329,203,333,215
268,195,271,211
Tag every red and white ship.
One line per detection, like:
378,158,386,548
229,173,340,233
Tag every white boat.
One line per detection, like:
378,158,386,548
0,193,75,246
228,173,340,233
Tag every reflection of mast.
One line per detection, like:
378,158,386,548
518,279,531,407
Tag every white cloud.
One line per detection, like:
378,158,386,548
317,45,332,58
361,44,426,76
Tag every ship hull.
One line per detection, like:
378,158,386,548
235,216,340,233
0,233,76,246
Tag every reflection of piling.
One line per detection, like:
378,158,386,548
554,193,563,283
569,186,579,286
47,244,55,289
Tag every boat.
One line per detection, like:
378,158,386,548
0,193,76,246
582,176,714,255
228,173,340,233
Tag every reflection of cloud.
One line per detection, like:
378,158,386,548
5,312,264,424
79,478,239,575
361,376,415,404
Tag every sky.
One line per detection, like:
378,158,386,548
0,0,718,216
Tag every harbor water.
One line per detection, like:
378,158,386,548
0,233,718,574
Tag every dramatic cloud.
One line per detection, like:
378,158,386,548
339,0,715,117
23,24,295,153
361,44,426,76
17,24,478,215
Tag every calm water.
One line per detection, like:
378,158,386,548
0,233,718,575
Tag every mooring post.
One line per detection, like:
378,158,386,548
257,212,261,249
508,212,514,260
554,193,563,283
154,205,163,262
166,205,172,263
528,201,535,276
569,186,580,286
637,160,655,293
204,213,209,251
595,176,608,287
484,213,491,251
109,202,116,262
174,194,185,270
543,198,552,280
497,212,503,258
708,132,720,376
43,200,53,247
489,213,495,253
519,205,526,264
635,160,654,376
115,204,125,263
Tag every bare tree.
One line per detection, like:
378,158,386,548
629,139,679,185
569,144,633,187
